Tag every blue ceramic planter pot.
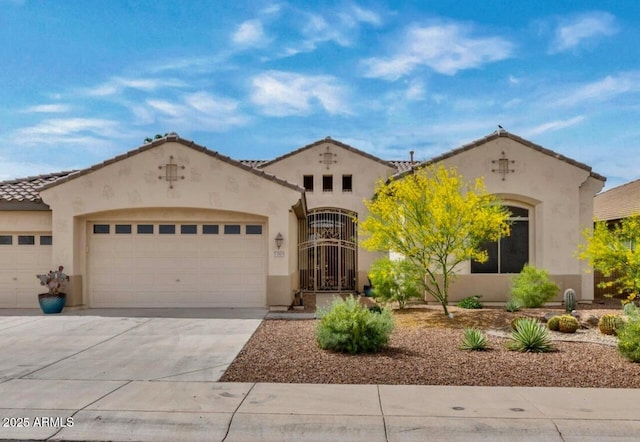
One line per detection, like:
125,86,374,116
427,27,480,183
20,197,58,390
38,293,66,314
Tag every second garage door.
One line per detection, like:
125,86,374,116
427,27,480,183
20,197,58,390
89,222,266,308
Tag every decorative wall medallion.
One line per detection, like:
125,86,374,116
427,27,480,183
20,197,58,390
319,145,337,169
158,155,185,189
492,151,515,181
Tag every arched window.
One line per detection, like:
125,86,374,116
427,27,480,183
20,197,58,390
471,205,529,274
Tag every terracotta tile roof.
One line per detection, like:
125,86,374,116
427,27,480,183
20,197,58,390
0,171,76,204
594,178,640,221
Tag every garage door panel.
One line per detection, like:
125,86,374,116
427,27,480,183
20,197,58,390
0,239,52,307
89,222,266,307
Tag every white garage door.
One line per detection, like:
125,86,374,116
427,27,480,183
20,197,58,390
0,233,53,308
89,222,266,308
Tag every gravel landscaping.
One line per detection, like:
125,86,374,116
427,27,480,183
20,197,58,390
220,300,640,388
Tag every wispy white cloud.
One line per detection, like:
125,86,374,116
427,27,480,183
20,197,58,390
523,116,585,136
86,77,186,97
10,118,121,148
550,11,617,53
232,19,268,47
363,23,514,80
251,71,349,116
146,91,248,131
554,72,640,106
23,104,71,113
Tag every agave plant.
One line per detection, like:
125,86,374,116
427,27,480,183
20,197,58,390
460,328,490,351
508,317,554,353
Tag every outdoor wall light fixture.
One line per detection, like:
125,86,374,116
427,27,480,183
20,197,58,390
275,232,284,249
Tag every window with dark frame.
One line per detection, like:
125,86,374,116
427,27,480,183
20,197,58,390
323,175,333,192
342,175,352,192
137,224,154,234
115,224,132,234
181,224,197,234
471,206,529,274
93,224,110,234
159,224,176,234
18,235,35,245
40,235,53,245
203,225,219,234
0,235,11,245
303,175,314,191
224,224,241,234
246,225,263,235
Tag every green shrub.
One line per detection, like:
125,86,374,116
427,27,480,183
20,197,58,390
505,298,521,312
617,316,640,362
547,315,561,331
316,295,394,354
507,317,554,353
460,328,489,351
456,295,483,309
557,315,579,333
510,265,560,308
368,258,423,309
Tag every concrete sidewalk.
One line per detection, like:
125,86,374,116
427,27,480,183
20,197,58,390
1,382,640,441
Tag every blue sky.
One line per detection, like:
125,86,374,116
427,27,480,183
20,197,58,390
1,0,638,190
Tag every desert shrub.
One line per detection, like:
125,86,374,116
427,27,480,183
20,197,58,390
316,295,394,354
510,265,560,308
368,258,422,309
557,315,579,333
507,317,554,353
617,316,640,362
460,328,489,351
547,315,561,331
505,298,521,312
457,295,483,309
599,314,624,336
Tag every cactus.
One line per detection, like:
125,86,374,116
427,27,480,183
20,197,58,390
547,315,561,331
558,314,579,333
563,288,576,313
599,314,623,336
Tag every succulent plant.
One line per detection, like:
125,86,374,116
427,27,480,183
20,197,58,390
511,316,527,331
547,315,561,331
505,298,520,312
558,314,579,333
36,265,69,296
563,288,576,313
599,314,623,336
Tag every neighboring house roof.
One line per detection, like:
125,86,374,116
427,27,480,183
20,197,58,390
38,133,305,194
594,178,640,221
258,136,397,170
0,171,76,204
394,130,607,182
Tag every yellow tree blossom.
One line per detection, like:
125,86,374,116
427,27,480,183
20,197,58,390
360,165,511,315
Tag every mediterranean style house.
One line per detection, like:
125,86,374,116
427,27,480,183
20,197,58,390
0,130,605,309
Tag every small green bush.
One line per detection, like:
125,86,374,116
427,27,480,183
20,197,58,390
456,295,483,309
617,316,640,362
316,295,394,354
505,298,521,312
510,265,560,308
368,258,422,309
508,317,554,353
460,328,489,351
547,315,561,331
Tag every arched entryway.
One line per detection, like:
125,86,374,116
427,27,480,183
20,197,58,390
298,208,357,292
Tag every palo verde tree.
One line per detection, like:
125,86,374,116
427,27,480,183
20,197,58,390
360,165,511,316
578,214,640,303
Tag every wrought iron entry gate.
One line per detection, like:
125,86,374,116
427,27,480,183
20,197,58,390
298,208,357,292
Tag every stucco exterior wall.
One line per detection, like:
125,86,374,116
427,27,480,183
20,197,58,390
261,140,397,291
0,211,52,232
429,136,603,302
39,141,304,307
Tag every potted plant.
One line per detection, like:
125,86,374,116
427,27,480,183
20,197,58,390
36,266,69,314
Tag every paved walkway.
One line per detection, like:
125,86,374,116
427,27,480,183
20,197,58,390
1,309,639,441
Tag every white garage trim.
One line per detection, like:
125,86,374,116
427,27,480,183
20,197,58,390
0,233,53,307
88,222,266,308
